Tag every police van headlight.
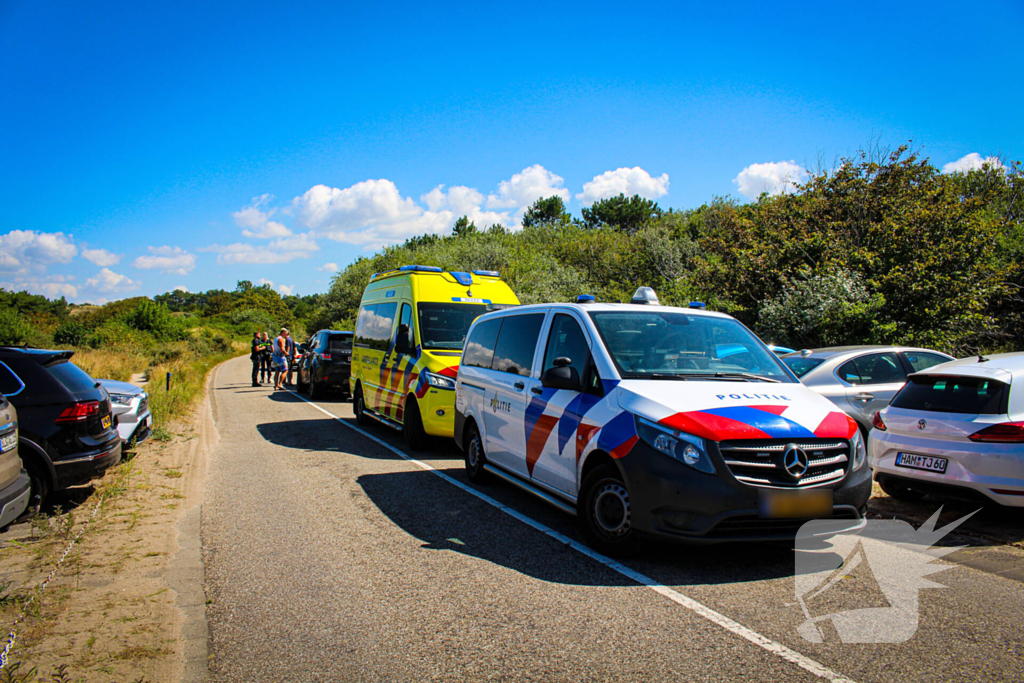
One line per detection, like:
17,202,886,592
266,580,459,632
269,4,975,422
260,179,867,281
634,416,716,474
423,371,456,390
851,429,867,470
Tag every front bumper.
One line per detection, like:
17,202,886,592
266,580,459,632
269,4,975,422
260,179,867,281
618,440,872,543
53,439,122,489
870,430,1024,507
419,388,456,438
0,471,31,528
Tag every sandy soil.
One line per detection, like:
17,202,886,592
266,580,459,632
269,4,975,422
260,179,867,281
0,384,213,682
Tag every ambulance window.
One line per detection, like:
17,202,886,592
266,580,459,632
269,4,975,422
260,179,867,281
369,302,398,351
463,318,503,369
397,303,413,340
490,313,545,377
542,315,590,382
354,304,377,348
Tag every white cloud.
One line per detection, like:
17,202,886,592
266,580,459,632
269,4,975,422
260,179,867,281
133,246,196,275
0,230,78,275
85,268,140,294
486,164,570,210
257,278,274,286
0,274,78,299
202,232,319,265
318,262,339,272
576,167,670,206
276,284,294,296
942,153,1004,174
171,285,189,293
81,248,121,267
733,161,807,199
233,194,292,239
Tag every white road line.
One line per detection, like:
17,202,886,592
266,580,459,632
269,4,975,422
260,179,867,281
287,390,856,683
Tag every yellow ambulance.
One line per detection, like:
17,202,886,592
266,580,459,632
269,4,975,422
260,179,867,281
350,266,520,449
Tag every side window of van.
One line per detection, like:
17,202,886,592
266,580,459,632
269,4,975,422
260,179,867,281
542,315,590,382
354,305,377,348
368,302,398,351
463,318,503,369
490,314,545,377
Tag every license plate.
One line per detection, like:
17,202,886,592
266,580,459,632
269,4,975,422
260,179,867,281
895,452,948,474
758,488,833,519
146,415,152,428
0,432,16,453
102,415,112,430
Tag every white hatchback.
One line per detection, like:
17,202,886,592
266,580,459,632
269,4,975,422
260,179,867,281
870,352,1024,507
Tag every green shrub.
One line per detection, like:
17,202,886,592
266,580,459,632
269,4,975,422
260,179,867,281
53,320,88,346
121,300,187,341
0,309,31,346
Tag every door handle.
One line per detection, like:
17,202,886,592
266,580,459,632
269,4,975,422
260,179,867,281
854,392,875,401
514,381,525,391
531,386,543,395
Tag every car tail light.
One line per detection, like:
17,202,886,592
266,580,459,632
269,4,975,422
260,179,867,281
56,400,101,423
321,353,332,360
969,422,1024,443
872,411,887,431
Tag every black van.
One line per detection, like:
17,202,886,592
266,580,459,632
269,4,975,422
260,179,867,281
0,348,122,505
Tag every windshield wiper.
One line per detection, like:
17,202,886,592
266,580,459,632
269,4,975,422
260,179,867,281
688,372,782,383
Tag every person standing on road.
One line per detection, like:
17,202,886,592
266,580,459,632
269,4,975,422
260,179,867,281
250,331,263,387
284,332,297,387
259,332,272,384
272,328,290,390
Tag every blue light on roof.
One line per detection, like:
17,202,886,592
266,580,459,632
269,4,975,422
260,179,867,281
689,301,706,309
576,294,596,303
451,271,473,286
399,265,443,273
472,270,499,277
369,272,381,281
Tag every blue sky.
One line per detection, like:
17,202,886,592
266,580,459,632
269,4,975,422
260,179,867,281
1,0,1021,303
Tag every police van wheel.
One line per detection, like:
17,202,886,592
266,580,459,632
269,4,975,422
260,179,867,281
464,424,490,483
354,386,370,426
403,396,430,451
578,464,642,557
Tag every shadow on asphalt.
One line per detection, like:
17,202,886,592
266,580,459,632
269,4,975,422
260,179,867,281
356,467,806,586
255,417,455,461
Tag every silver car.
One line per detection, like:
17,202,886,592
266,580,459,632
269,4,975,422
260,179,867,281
99,379,153,447
781,346,954,435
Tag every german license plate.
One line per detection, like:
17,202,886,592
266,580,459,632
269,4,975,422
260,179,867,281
101,415,112,430
0,432,16,453
895,452,948,474
758,488,833,519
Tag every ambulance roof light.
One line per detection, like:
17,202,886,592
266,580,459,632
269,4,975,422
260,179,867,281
472,270,499,277
450,271,473,286
631,287,660,305
576,294,595,304
688,301,706,309
399,265,443,273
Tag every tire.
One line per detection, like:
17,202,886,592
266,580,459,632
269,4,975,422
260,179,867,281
577,463,642,557
353,385,370,426
464,423,490,483
23,456,51,513
878,476,927,502
309,379,322,400
296,368,309,393
402,395,430,451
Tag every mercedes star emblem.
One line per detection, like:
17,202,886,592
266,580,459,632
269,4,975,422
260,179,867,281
918,419,927,430
782,445,810,479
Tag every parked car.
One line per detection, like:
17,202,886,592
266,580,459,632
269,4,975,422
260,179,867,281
98,379,152,447
454,288,871,555
0,394,31,528
297,330,354,399
870,352,1024,506
780,346,955,436
0,348,121,504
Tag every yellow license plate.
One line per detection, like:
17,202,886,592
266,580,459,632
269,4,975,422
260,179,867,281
758,488,833,519
102,415,112,430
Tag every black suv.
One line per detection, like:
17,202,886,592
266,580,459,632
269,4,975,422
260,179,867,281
296,330,354,399
0,348,122,504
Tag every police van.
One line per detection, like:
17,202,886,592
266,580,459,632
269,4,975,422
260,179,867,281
350,265,520,449
453,288,871,554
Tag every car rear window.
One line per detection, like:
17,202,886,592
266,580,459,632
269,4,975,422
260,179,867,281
47,361,100,394
782,357,825,378
890,375,1008,415
328,334,353,353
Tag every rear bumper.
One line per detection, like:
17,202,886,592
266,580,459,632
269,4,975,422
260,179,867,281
314,367,351,391
619,440,872,544
0,471,31,528
53,439,122,489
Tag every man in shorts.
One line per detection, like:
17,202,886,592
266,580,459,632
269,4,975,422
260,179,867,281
272,328,290,390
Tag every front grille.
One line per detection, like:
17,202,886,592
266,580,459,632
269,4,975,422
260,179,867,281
719,438,850,488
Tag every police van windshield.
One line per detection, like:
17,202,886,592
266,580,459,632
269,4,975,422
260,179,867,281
588,311,794,382
417,302,516,350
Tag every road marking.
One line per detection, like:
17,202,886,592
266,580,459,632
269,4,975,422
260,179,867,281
287,390,856,683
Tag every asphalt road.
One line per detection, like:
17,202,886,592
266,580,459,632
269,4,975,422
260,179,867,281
202,356,1024,682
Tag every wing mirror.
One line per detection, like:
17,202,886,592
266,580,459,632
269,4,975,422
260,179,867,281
541,359,581,391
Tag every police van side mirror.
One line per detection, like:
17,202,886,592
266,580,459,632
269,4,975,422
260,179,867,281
395,324,414,355
542,365,581,391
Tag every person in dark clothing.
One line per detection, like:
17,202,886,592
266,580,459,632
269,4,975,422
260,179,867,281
259,332,273,383
250,331,263,387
